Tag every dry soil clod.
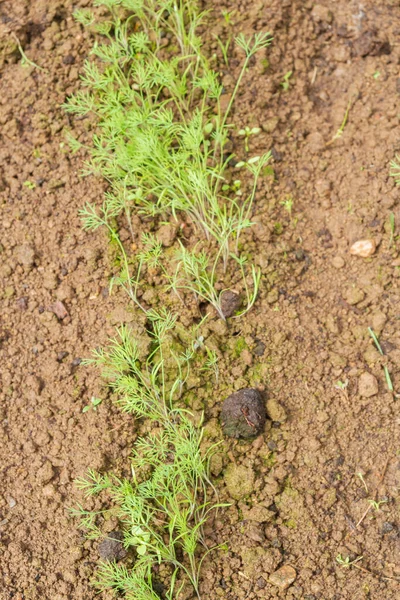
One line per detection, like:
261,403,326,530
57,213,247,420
221,388,266,438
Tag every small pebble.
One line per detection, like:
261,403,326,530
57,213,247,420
221,388,266,438
269,565,297,590
381,522,395,534
98,530,127,561
220,290,241,318
358,372,379,397
350,239,376,257
332,256,345,269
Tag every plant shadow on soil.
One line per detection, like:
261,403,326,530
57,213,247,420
1,0,400,599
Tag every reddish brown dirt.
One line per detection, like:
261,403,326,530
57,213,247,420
1,1,400,599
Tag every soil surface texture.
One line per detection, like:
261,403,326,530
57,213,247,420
1,1,400,600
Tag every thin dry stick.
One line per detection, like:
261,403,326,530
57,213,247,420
350,561,400,583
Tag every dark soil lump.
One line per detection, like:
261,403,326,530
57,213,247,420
221,388,266,438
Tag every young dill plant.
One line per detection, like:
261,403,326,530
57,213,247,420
65,0,272,318
76,309,224,599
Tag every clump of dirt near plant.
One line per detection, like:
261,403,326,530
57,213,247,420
1,1,400,599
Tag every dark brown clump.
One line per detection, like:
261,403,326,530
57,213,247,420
221,388,266,439
98,530,127,562
220,290,241,318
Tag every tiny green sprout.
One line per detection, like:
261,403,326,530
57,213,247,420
389,212,396,248
221,9,235,25
356,472,369,494
238,126,261,152
368,498,387,512
129,525,151,556
281,196,294,221
326,99,352,146
235,155,262,169
336,554,363,568
334,379,348,391
368,327,394,392
201,347,219,383
274,222,283,235
23,180,36,190
281,70,292,91
222,179,242,196
11,32,46,72
373,71,380,79
82,396,102,413
390,155,400,185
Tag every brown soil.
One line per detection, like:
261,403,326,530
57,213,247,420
1,1,400,599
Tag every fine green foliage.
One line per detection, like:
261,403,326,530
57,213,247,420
65,0,272,318
76,310,224,598
368,327,393,392
390,155,400,185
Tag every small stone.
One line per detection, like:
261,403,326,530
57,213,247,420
269,565,297,590
266,288,279,304
43,272,58,290
16,296,28,310
350,239,376,258
156,223,178,247
47,300,68,320
37,460,55,485
242,504,274,523
15,244,35,268
220,290,241,318
315,179,331,197
256,577,266,589
332,256,345,269
306,132,325,154
224,464,255,500
358,372,379,397
261,117,279,133
221,388,266,439
246,523,265,543
42,484,56,497
8,497,16,509
381,521,395,534
344,286,365,305
371,310,386,335
311,5,333,23
98,530,127,561
266,398,287,422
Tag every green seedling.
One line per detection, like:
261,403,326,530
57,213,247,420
336,554,364,569
201,347,219,383
66,1,273,318
281,196,294,222
280,70,292,91
356,472,369,494
215,35,231,66
11,32,46,71
326,99,352,146
76,310,227,598
373,71,380,79
82,396,102,413
389,212,396,248
274,222,283,235
368,327,394,392
368,498,387,512
222,179,242,196
221,9,236,25
334,379,349,401
238,126,261,152
23,180,36,190
390,155,400,185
